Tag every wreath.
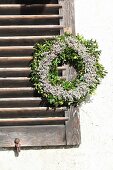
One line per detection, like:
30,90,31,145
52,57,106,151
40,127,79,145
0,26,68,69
31,34,106,107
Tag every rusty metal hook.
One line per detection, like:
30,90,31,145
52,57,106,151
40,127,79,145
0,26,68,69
14,138,21,157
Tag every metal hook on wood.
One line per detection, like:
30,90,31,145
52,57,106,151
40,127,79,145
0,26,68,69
14,138,21,157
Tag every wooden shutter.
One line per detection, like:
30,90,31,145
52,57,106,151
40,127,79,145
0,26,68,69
0,0,80,148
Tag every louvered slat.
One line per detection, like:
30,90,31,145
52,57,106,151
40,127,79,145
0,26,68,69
0,0,81,148
0,4,61,8
0,15,62,19
0,4,62,15
0,15,62,26
0,77,32,87
0,57,32,67
0,0,58,4
0,25,63,36
0,36,56,46
0,1,66,129
0,0,63,115
0,67,66,77
0,77,66,87
0,117,69,126
0,87,34,97
0,107,66,116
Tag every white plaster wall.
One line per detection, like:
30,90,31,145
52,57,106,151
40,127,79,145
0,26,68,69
75,0,113,169
0,0,113,170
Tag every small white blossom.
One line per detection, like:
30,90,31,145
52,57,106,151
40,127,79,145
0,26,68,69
36,36,98,103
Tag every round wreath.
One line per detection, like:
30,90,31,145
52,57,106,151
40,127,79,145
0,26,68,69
31,34,106,107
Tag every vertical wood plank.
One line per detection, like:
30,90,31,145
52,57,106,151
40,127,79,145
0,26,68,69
0,125,66,147
59,0,75,33
65,107,81,146
65,65,81,146
60,0,81,146
58,0,64,35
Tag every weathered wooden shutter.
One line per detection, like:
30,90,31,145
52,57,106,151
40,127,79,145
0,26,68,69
0,0,80,148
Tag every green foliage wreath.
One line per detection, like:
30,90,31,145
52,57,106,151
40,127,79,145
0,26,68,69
31,34,107,107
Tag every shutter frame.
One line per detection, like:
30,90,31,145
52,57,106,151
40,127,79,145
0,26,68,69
59,0,81,146
0,0,81,148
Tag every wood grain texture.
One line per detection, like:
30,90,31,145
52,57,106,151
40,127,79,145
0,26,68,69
0,107,66,115
0,117,68,125
0,36,55,46
0,97,42,108
0,15,63,19
0,77,32,87
0,107,66,119
0,4,62,8
65,107,81,146
0,0,58,4
0,125,66,147
65,66,81,146
59,0,81,146
59,0,75,33
0,0,81,147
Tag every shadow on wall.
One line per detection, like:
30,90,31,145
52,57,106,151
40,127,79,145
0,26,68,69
0,145,79,157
